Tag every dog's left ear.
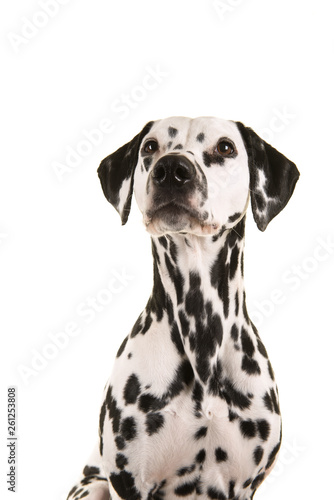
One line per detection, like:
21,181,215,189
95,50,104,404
236,122,300,231
98,121,154,224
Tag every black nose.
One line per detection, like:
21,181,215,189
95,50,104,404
152,155,195,188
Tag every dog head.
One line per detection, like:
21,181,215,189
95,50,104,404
98,117,299,236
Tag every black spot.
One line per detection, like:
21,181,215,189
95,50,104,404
171,322,185,355
109,470,140,500
203,151,225,168
139,393,167,413
168,237,178,263
189,333,196,352
120,417,137,441
130,315,142,338
230,323,239,341
257,338,268,358
123,374,141,405
141,313,153,335
257,419,271,441
111,403,121,434
143,156,153,171
147,259,166,322
117,336,129,356
215,447,228,462
243,478,252,488
164,253,184,304
242,291,250,323
228,212,242,223
115,454,128,470
208,359,223,396
211,314,223,346
105,386,122,434
221,379,251,410
68,486,77,498
196,133,205,143
151,240,161,265
168,359,194,400
145,412,165,435
266,442,281,470
166,294,175,325
241,327,255,357
212,225,226,242
263,391,273,412
235,291,239,316
242,355,261,375
173,144,183,150
268,360,275,380
270,388,280,414
210,243,229,318
168,126,178,138
158,236,168,249
194,426,208,440
192,381,204,417
253,446,264,465
195,449,206,464
251,472,265,490
196,355,211,384
78,492,89,499
174,480,198,496
115,436,126,450
185,272,203,316
228,480,235,499
228,409,239,421
177,464,196,477
99,401,106,454
83,465,100,477
178,309,190,337
229,245,239,281
240,419,257,438
207,486,227,499
74,487,84,496
229,217,245,245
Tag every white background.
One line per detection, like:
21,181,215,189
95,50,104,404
1,0,333,499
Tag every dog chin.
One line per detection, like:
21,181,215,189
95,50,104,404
144,211,220,237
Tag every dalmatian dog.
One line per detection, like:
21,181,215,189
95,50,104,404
67,117,299,500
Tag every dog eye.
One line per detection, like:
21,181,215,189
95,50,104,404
144,140,159,154
216,140,235,157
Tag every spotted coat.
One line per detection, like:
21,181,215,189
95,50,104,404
67,117,299,500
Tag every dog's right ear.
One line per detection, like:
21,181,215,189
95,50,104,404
98,121,154,225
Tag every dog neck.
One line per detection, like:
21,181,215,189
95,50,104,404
147,217,248,386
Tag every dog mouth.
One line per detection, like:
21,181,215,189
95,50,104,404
144,201,219,236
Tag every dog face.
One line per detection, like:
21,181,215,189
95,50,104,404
98,116,299,234
133,117,250,236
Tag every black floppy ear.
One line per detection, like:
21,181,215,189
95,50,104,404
236,121,300,231
98,121,154,224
